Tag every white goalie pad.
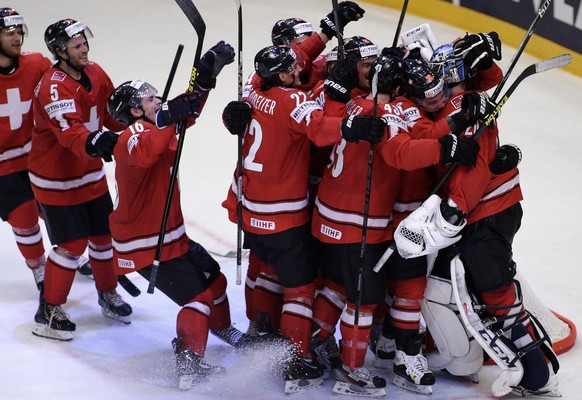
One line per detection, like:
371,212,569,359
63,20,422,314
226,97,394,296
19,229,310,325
400,23,438,63
450,255,524,397
423,276,483,376
394,195,466,259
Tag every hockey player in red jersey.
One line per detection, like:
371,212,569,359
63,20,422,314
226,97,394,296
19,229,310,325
29,19,131,341
221,44,387,394
107,40,244,391
0,8,51,292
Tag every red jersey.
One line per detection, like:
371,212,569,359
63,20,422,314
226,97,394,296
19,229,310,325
28,62,126,206
222,83,344,235
0,52,51,176
109,119,189,275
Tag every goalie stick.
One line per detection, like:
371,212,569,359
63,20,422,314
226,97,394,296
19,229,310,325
234,0,243,285
373,53,571,272
148,0,206,294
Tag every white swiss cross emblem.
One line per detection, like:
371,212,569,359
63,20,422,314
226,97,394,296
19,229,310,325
83,105,100,132
0,88,32,130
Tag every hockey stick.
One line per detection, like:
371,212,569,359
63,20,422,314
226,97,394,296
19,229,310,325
392,0,409,47
234,0,243,285
428,53,571,196
331,0,346,61
373,53,571,272
148,0,206,294
161,44,185,102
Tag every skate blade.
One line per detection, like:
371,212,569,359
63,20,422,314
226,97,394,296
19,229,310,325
178,375,195,391
393,375,433,395
284,377,323,394
102,309,131,324
511,386,562,398
333,381,387,397
373,357,394,369
32,323,74,341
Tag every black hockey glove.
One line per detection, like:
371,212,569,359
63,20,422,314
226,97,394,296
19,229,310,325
453,32,501,74
222,101,251,136
320,1,365,39
156,91,203,127
447,91,496,135
196,41,235,90
439,134,479,166
341,115,386,144
381,46,406,59
440,199,465,226
323,58,359,103
85,130,118,162
490,143,522,174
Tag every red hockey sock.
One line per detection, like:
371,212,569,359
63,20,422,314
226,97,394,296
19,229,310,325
177,287,214,356
7,200,45,269
88,235,117,291
280,283,315,357
312,278,346,340
339,303,375,369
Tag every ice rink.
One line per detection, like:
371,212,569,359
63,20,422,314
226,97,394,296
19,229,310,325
1,0,581,399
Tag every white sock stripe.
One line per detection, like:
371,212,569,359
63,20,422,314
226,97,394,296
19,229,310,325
245,276,256,289
390,307,421,322
214,292,227,306
341,311,373,327
318,286,346,310
255,276,284,294
13,229,43,245
88,247,113,261
48,249,78,270
282,302,313,319
183,301,211,317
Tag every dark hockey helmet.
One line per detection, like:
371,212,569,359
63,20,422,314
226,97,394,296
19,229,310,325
369,54,406,96
401,59,445,100
107,80,158,125
254,45,297,79
429,43,466,84
343,36,379,64
44,19,93,59
271,18,313,46
0,8,27,35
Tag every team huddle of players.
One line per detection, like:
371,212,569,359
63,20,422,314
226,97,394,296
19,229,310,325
1,1,560,397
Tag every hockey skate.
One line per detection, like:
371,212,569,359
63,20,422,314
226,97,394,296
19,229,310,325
210,325,255,349
98,289,132,324
32,298,76,341
172,338,225,390
332,363,387,397
511,367,561,398
282,355,324,394
76,255,93,279
373,333,396,369
310,336,341,379
393,349,435,395
32,264,45,291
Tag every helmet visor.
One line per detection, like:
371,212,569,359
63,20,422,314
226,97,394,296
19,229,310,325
128,80,158,108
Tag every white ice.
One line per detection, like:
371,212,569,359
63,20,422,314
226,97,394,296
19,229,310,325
2,1,581,399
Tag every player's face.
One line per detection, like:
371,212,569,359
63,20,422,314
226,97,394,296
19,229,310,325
279,61,301,87
0,26,24,57
141,94,162,122
357,56,377,90
64,35,90,68
415,87,450,113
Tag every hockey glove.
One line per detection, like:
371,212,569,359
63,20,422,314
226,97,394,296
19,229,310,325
85,130,118,162
323,58,359,103
196,41,236,90
341,115,386,144
440,199,465,226
446,91,495,135
453,32,501,74
439,134,479,166
381,46,406,59
490,143,522,174
320,1,365,39
222,101,251,136
156,91,203,128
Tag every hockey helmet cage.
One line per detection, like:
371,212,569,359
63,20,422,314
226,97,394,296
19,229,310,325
401,59,444,100
369,54,406,96
343,36,379,64
254,45,297,79
0,8,27,37
429,43,466,84
44,19,93,59
271,18,314,46
108,80,158,126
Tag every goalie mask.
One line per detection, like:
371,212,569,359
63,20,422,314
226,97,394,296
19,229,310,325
429,43,467,85
108,80,158,125
271,17,313,46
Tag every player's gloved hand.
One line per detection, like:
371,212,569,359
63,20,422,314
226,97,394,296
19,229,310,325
222,101,251,136
196,41,236,90
439,134,479,166
85,130,118,162
439,199,465,226
454,32,501,73
490,143,522,174
320,1,365,39
447,91,496,135
323,58,358,103
381,46,406,59
156,91,203,127
341,115,386,144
